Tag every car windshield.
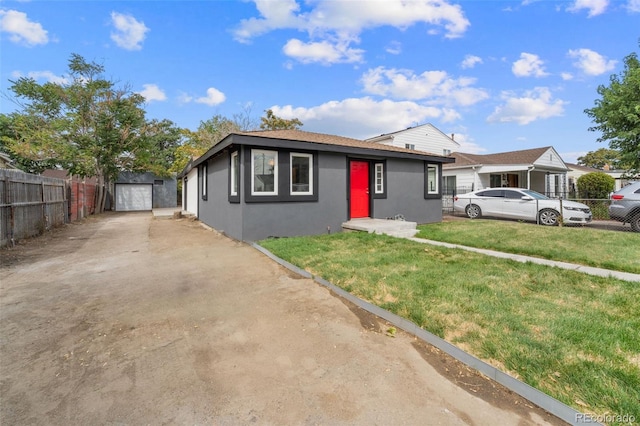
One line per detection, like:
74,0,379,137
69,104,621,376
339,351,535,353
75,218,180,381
521,189,549,200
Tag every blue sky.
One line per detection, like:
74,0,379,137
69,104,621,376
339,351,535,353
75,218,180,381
1,0,638,163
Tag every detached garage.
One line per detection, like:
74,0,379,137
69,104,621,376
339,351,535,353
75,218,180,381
114,172,178,212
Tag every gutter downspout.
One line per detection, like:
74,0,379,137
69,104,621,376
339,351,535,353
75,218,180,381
527,166,534,190
472,165,478,191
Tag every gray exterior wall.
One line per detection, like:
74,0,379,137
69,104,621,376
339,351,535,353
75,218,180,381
116,172,177,208
197,149,444,242
198,155,244,239
241,152,348,240
373,158,443,224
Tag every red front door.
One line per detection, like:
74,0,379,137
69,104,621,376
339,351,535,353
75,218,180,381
350,161,370,218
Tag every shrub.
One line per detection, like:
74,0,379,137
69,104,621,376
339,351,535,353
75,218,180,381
576,172,615,199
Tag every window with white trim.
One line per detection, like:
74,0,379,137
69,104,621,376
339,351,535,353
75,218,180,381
251,149,277,195
290,153,313,195
374,163,384,194
230,151,239,196
427,164,439,194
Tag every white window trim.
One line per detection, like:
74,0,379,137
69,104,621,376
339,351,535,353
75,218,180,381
374,163,384,194
251,149,278,196
427,164,439,194
202,163,207,197
290,152,313,196
230,151,239,196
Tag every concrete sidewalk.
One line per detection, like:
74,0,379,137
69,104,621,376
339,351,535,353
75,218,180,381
409,237,640,282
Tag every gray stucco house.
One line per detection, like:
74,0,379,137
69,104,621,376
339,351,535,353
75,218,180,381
184,129,454,242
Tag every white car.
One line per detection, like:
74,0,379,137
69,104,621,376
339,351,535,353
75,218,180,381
453,188,592,226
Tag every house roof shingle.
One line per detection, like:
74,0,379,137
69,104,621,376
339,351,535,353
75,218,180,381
235,129,445,157
190,129,453,172
444,146,553,168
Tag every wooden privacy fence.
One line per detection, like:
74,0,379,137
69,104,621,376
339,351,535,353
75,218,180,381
1,169,67,247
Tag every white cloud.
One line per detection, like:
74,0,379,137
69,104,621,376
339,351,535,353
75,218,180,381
110,12,149,51
269,97,453,139
561,72,574,81
567,48,616,76
487,87,567,125
461,55,482,69
360,66,489,106
177,92,193,104
450,133,486,154
0,9,48,46
628,0,640,12
567,0,609,16
11,70,68,84
385,41,402,55
512,53,549,77
195,87,226,106
234,0,469,64
138,84,166,102
282,38,364,64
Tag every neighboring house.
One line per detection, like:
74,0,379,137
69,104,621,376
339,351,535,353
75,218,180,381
560,163,639,194
443,146,569,197
565,163,602,195
189,129,453,242
114,172,177,211
365,123,460,156
600,165,639,191
180,158,199,216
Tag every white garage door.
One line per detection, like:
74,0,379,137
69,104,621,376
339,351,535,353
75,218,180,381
115,184,152,211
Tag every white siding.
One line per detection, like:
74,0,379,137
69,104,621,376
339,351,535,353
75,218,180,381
533,147,566,169
370,124,459,156
183,168,198,215
443,169,477,192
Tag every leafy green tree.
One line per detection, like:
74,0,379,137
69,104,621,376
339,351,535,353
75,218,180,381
576,172,615,199
0,113,60,173
259,109,303,130
3,53,179,212
577,148,629,170
584,43,640,174
171,115,240,175
138,118,185,176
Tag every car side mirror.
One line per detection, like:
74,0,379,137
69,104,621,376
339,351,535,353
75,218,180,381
521,196,534,201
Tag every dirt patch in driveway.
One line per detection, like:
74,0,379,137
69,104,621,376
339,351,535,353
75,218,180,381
1,212,565,425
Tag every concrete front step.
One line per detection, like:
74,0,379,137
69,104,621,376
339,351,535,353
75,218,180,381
342,218,418,238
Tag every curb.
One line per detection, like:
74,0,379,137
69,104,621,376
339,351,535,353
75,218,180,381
252,242,602,426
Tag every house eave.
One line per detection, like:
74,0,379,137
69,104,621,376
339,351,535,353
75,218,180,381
192,133,455,166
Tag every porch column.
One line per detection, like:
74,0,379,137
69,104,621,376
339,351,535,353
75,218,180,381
546,172,550,196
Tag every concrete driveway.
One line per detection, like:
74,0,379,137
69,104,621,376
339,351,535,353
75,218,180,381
0,213,564,425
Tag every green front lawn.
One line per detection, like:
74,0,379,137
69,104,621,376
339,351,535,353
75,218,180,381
259,232,640,424
416,219,640,274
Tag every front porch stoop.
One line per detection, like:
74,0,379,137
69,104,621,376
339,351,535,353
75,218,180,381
341,218,419,238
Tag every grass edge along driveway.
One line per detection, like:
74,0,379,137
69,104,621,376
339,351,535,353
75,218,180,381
259,232,640,425
416,220,640,274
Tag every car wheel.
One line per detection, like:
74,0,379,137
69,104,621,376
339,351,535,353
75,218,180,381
538,209,559,226
630,212,640,232
465,204,481,219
